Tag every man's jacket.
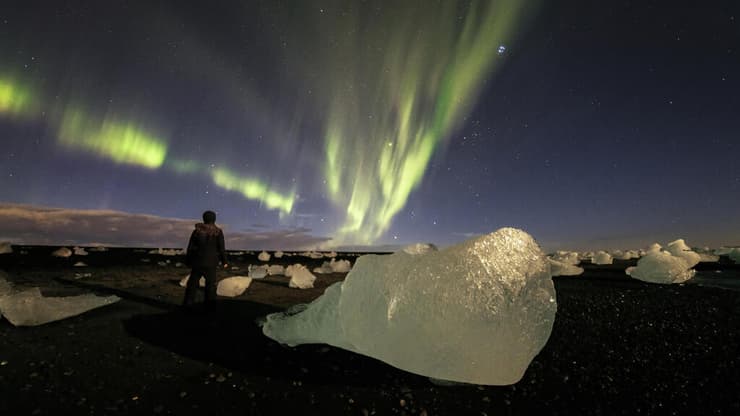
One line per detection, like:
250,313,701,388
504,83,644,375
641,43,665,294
186,223,227,268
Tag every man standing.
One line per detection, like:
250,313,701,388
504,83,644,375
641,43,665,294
183,210,228,307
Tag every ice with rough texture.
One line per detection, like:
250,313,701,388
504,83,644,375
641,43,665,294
288,265,316,289
548,258,584,276
262,227,557,385
664,239,701,268
626,251,695,284
645,243,662,254
591,251,613,265
728,248,740,264
258,251,271,262
313,259,353,274
179,275,205,287
267,265,285,276
73,247,88,256
0,275,13,296
0,242,13,254
216,276,252,297
0,287,120,326
248,265,268,279
52,247,72,258
150,248,185,256
550,251,579,265
402,243,438,255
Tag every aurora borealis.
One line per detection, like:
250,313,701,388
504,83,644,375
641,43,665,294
0,0,738,250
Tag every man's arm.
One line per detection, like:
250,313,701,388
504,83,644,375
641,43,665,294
218,230,228,266
186,230,197,265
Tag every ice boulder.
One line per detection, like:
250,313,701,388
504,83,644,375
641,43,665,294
591,251,613,265
313,259,353,274
258,251,271,262
52,247,73,258
550,251,580,265
402,243,439,255
179,274,205,287
0,242,13,254
262,227,557,385
548,258,584,276
729,248,740,264
645,243,662,254
150,248,185,256
0,287,120,326
0,275,13,296
664,239,701,268
73,247,88,256
610,250,639,260
216,276,252,297
274,250,284,258
268,265,285,276
626,251,695,284
288,265,316,289
248,265,268,279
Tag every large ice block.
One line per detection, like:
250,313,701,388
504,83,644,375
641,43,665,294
626,251,695,284
262,228,557,385
0,287,120,326
216,276,252,297
288,265,316,289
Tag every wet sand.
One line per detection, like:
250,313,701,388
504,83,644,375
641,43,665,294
1,249,739,415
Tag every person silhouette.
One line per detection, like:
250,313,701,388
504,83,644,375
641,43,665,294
183,210,228,307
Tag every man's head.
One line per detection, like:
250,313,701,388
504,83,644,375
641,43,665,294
202,210,217,224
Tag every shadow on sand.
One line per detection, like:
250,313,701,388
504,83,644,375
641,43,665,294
122,299,431,388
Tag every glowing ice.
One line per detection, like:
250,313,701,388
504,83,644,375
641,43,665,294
626,251,695,284
0,287,120,326
150,248,185,256
664,239,700,268
73,247,88,256
268,265,286,276
0,242,12,254
548,258,584,276
262,228,557,385
248,265,268,279
402,243,438,255
258,251,271,262
52,247,72,258
216,276,252,297
590,251,613,265
287,265,316,289
313,259,352,274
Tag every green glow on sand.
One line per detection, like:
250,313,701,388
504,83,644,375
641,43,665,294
57,108,168,169
0,78,35,117
211,167,295,214
322,0,528,243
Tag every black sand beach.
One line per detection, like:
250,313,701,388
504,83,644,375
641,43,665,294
1,248,739,415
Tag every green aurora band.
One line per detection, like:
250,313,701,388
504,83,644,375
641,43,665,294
322,0,528,243
58,108,168,169
53,106,295,213
0,78,36,117
211,167,295,214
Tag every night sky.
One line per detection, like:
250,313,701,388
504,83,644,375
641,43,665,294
0,0,738,251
